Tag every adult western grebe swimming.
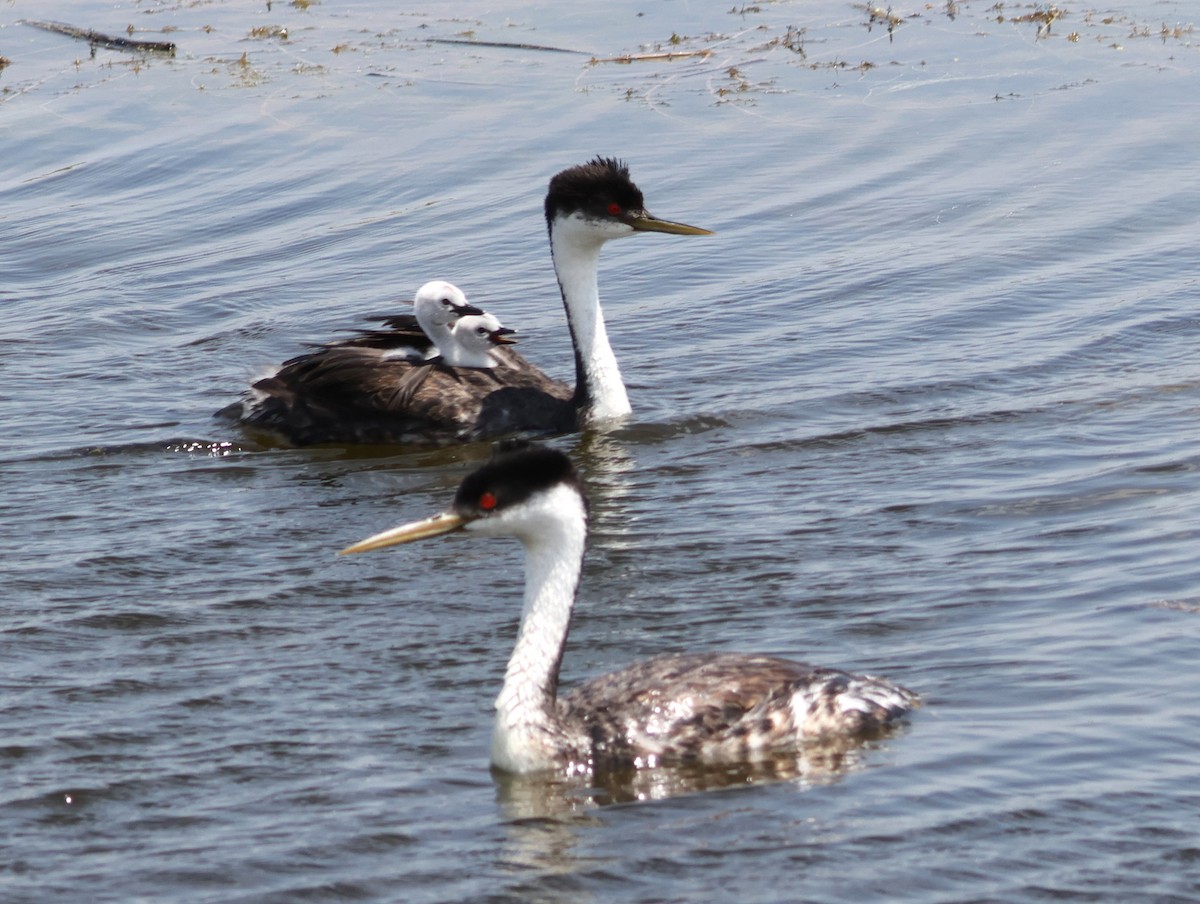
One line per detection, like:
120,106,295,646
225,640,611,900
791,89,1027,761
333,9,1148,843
341,444,919,776
219,158,711,447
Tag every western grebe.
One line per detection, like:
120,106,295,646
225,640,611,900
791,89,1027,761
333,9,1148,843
219,158,711,447
341,444,919,776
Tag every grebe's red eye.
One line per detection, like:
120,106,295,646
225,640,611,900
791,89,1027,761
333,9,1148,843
607,202,621,216
479,491,497,511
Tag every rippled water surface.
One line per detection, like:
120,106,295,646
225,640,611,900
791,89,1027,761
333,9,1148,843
4,0,1200,901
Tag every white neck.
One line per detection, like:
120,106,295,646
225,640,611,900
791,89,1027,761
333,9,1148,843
439,343,496,369
550,215,632,422
487,485,587,773
420,324,455,360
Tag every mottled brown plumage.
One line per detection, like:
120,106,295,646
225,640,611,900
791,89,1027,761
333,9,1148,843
547,652,917,773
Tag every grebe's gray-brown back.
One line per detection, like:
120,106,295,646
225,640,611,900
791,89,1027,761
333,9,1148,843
219,158,711,447
341,444,919,776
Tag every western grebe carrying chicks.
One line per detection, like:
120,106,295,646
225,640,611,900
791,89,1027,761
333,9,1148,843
341,443,919,776
219,158,711,447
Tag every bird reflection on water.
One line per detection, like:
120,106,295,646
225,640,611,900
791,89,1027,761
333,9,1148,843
489,728,912,894
495,726,911,813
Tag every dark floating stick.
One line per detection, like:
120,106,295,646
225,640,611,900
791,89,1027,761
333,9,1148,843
18,19,176,55
425,37,590,55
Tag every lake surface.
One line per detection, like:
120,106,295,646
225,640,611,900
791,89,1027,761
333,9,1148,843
4,0,1200,901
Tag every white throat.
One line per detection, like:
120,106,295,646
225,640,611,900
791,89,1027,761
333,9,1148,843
439,345,496,368
484,484,588,773
549,214,633,423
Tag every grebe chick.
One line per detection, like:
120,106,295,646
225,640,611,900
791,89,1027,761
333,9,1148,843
219,158,711,447
341,444,919,777
318,280,485,364
439,313,517,368
413,279,486,360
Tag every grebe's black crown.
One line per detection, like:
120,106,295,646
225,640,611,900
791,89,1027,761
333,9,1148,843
454,442,585,517
544,157,646,227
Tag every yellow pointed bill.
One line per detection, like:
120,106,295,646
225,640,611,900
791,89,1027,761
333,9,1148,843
340,512,467,555
627,211,713,236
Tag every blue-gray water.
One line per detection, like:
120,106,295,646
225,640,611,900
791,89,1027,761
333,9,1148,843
4,1,1200,901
